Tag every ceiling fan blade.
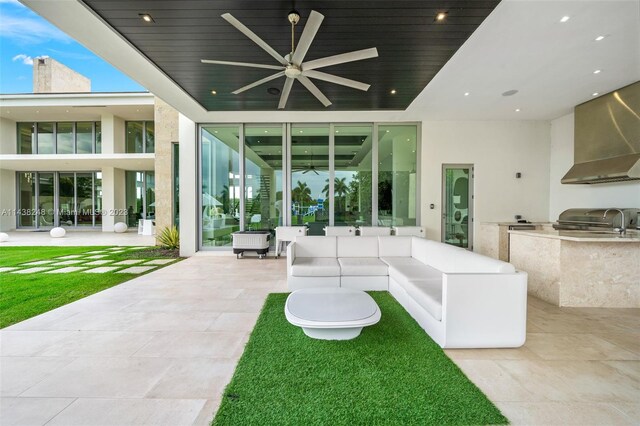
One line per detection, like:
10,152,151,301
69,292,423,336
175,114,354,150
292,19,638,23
313,169,319,175
200,59,284,71
302,47,379,71
302,70,370,91
232,71,285,94
291,10,324,66
221,13,288,66
278,78,294,109
297,75,332,107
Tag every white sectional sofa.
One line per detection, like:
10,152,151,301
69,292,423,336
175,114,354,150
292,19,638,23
287,235,528,348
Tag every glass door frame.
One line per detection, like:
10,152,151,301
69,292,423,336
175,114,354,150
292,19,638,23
441,163,474,250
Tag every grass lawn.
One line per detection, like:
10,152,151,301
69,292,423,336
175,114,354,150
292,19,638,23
213,292,508,426
0,246,181,328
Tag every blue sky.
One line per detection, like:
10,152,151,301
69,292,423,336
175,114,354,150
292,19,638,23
0,0,145,93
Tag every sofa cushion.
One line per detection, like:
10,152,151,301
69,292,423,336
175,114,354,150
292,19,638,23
291,257,340,277
385,258,443,285
338,257,389,276
294,236,336,258
378,236,412,257
411,237,515,273
337,236,379,258
403,279,443,321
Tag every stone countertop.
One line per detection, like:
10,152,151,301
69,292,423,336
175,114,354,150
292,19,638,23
508,229,640,243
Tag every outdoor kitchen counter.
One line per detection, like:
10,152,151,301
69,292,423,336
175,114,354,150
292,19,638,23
508,230,640,308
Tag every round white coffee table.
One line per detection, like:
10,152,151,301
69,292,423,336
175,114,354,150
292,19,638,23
285,287,381,340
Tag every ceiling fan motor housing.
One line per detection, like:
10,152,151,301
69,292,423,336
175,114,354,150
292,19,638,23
288,10,300,25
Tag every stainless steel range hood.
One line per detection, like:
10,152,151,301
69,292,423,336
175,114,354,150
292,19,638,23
562,81,640,184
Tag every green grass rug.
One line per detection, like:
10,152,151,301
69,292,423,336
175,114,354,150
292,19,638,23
213,292,508,426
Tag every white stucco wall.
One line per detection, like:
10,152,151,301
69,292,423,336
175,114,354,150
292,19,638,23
421,120,552,243
0,117,17,155
548,113,640,220
179,114,197,256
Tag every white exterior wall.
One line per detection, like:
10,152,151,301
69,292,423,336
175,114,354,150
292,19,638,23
548,113,640,219
0,169,16,231
101,167,126,232
421,120,551,244
179,114,197,256
0,117,17,155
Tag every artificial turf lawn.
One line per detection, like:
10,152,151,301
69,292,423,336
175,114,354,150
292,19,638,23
0,246,180,328
213,292,509,426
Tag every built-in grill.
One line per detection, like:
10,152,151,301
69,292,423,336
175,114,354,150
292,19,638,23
553,208,640,231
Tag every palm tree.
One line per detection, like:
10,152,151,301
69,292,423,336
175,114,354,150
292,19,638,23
321,177,349,211
292,181,312,208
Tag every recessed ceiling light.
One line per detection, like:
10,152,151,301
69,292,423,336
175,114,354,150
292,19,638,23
335,130,339,133
464,92,470,96
299,130,303,133
435,11,448,21
264,130,268,133
390,89,397,95
65,110,69,113
139,13,155,23
211,90,217,95
515,108,521,112
407,138,410,142
560,16,570,23
595,35,605,41
593,69,601,74
267,87,280,95
385,130,389,133
502,89,519,97
592,92,599,96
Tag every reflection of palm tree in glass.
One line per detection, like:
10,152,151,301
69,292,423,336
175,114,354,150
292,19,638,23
322,177,348,211
292,181,312,209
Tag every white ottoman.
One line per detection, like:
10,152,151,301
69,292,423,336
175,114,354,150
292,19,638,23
285,287,381,340
50,227,66,238
0,232,9,242
114,222,128,233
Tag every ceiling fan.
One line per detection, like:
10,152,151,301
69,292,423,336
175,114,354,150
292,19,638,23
201,10,378,109
292,152,325,175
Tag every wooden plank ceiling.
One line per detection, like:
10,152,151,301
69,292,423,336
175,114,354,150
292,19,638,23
82,0,500,111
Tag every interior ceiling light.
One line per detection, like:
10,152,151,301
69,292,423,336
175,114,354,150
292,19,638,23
139,13,155,23
390,89,397,94
560,16,570,23
595,35,605,41
593,69,601,74
502,89,518,97
464,92,470,96
435,11,448,21
592,92,599,96
515,108,521,112
211,90,217,95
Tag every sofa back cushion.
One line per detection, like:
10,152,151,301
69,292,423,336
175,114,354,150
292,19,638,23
411,237,515,273
295,236,336,258
337,236,379,258
378,236,412,257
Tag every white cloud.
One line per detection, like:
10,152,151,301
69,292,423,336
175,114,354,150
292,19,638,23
0,15,71,44
12,53,33,65
12,53,49,66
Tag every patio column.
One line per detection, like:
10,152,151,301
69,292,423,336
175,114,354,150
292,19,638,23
179,113,197,256
100,113,125,154
101,167,126,232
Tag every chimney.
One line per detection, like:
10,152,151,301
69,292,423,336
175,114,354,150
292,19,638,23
33,57,91,93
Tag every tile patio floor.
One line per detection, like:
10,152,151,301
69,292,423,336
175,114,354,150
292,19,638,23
1,256,638,425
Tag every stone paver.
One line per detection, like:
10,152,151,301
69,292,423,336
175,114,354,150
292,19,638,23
0,267,19,273
144,259,175,265
85,255,109,259
113,260,145,266
45,267,87,274
21,260,55,266
52,260,84,266
56,255,84,260
11,267,53,274
84,251,106,254
83,267,121,274
116,266,156,274
83,260,112,266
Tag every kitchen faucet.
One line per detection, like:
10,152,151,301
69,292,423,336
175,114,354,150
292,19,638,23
603,208,626,236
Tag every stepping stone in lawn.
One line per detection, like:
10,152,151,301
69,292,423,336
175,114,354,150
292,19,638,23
21,260,55,266
83,266,121,273
85,255,109,259
84,250,106,255
83,260,113,266
128,247,148,250
46,267,87,273
0,267,19,273
144,259,175,265
107,247,126,251
12,267,53,274
116,266,156,274
56,255,84,260
52,260,84,266
113,259,146,265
